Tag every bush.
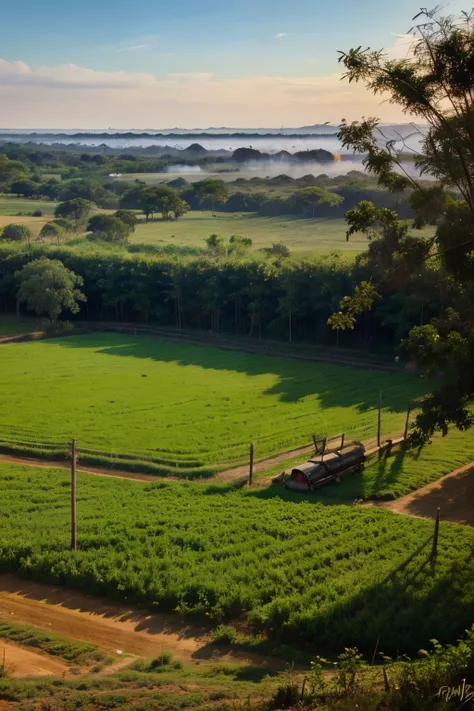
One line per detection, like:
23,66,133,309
1,224,32,242
263,242,291,258
211,625,240,644
31,209,43,217
150,652,173,668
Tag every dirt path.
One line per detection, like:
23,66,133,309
0,453,171,483
0,444,317,486
0,640,69,678
0,575,284,670
380,462,474,526
215,443,314,482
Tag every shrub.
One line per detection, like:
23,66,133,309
150,652,173,668
1,224,32,242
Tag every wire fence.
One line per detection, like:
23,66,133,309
0,397,420,480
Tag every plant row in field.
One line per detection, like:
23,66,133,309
1,463,474,656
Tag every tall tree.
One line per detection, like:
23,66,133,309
55,199,93,232
194,179,227,213
16,257,86,322
331,7,474,441
294,186,343,217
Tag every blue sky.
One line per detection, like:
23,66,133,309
0,0,465,127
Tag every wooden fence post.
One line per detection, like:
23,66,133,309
248,443,254,486
71,438,77,552
430,508,441,563
340,432,345,450
383,666,390,693
322,438,327,457
404,406,412,440
377,392,383,448
312,434,318,453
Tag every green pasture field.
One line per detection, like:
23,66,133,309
0,333,424,476
0,195,56,216
2,461,474,656
0,195,56,234
131,212,368,255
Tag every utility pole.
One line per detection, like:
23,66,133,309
377,392,383,448
430,508,441,564
71,438,77,552
249,442,254,486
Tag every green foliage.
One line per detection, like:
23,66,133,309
1,223,32,242
2,462,474,657
193,178,227,210
16,257,86,321
0,334,422,475
328,281,380,331
114,209,137,230
294,186,344,216
87,214,131,243
334,8,474,440
54,198,93,231
0,154,29,190
9,179,41,198
205,233,227,256
39,221,64,243
262,243,291,258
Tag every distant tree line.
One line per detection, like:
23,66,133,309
0,241,454,351
0,146,415,221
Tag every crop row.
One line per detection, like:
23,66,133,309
1,463,473,655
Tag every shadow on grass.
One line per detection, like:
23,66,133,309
52,332,424,413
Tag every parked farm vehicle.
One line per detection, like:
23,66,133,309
274,443,365,492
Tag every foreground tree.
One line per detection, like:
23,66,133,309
16,258,86,322
331,8,474,441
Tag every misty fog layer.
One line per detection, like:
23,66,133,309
1,134,423,154
157,159,431,182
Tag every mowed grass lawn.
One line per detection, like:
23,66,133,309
131,212,435,256
131,212,368,255
0,333,425,476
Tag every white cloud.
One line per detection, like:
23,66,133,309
116,44,150,52
274,33,287,39
100,35,160,53
0,55,413,128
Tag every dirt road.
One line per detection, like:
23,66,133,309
0,575,283,670
0,641,69,678
381,462,474,526
0,444,317,486
0,453,168,483
0,575,207,662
